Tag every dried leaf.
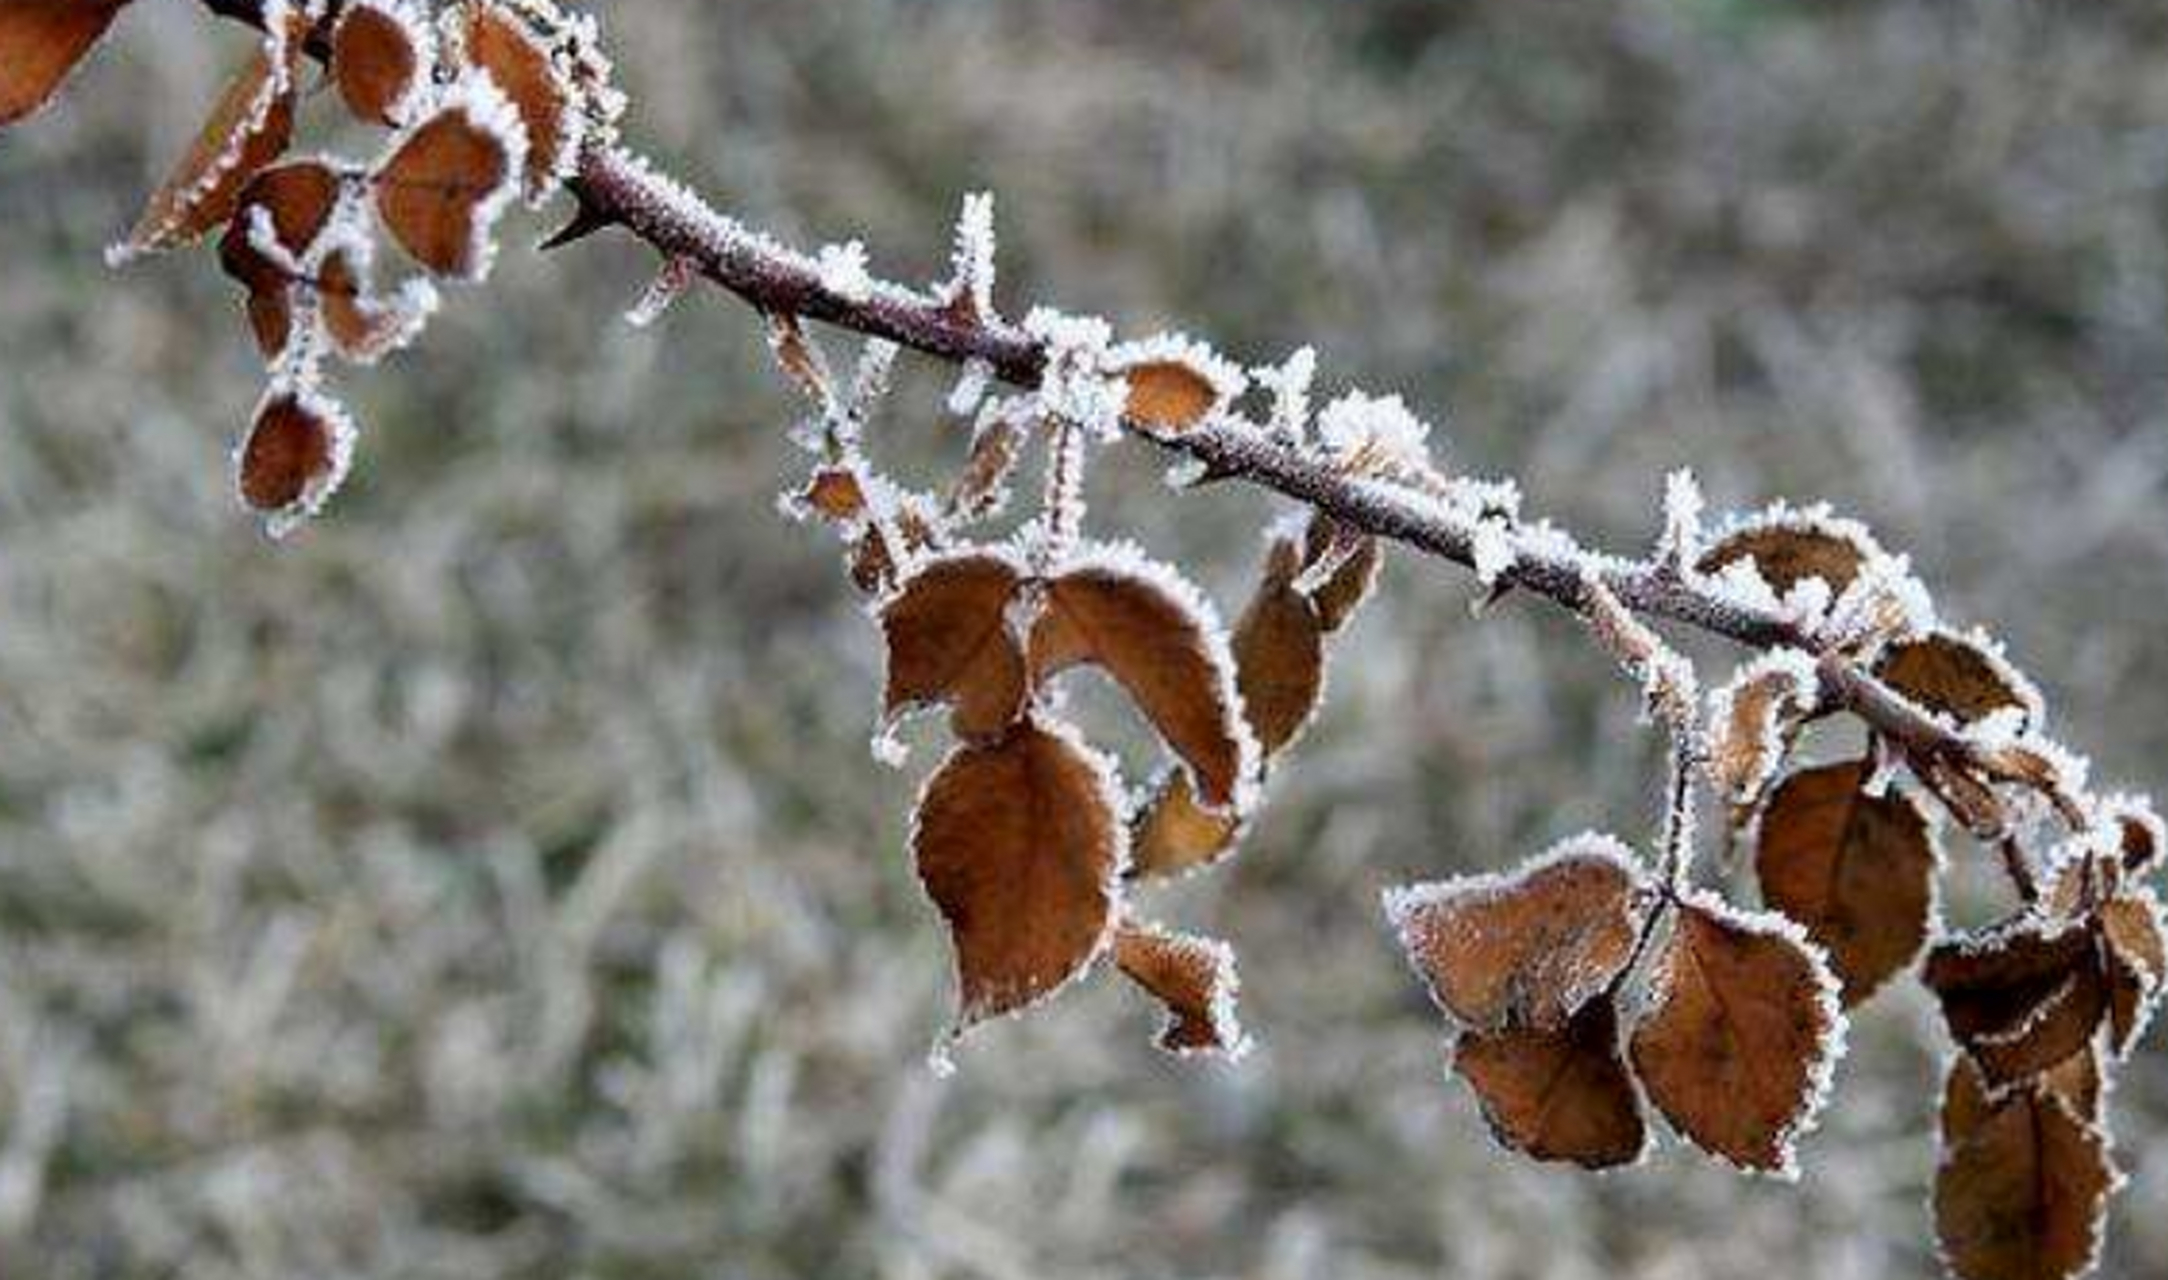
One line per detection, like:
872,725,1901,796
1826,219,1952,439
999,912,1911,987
912,720,1124,1030
2099,892,2163,1057
1387,836,1644,1033
332,0,430,126
1698,514,1876,598
458,0,578,202
1122,359,1221,434
1877,630,2043,729
1628,896,1843,1175
1707,653,1816,809
2107,799,2162,879
236,386,356,536
946,410,1025,522
1301,514,1382,633
1113,921,1247,1058
1127,767,1240,881
1453,997,1647,1170
0,0,133,125
372,74,526,280
1942,1051,2101,1147
1231,532,1325,757
1925,921,2106,1088
116,31,298,260
219,159,346,357
1029,548,1256,811
797,467,867,524
1755,760,1938,1006
879,551,1028,742
1934,1077,2117,1280
316,250,434,365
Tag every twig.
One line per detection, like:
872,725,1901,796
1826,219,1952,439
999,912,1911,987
194,0,2062,824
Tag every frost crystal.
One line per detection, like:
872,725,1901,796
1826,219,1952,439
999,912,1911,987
946,192,998,319
816,240,873,304
1657,468,1705,568
1255,346,1318,444
625,256,700,328
1316,390,1435,476
1470,518,1517,589
1025,308,1126,441
947,358,994,417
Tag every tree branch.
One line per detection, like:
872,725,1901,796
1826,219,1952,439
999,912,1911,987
196,0,2069,825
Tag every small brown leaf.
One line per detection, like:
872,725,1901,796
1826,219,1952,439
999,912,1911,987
1453,997,1647,1170
1942,1051,2101,1147
315,250,434,365
332,0,429,126
1127,767,1240,881
0,0,134,126
458,0,578,203
1301,514,1382,633
1231,532,1325,757
372,74,525,280
1122,360,1221,434
2107,799,2162,879
797,467,867,524
1030,549,1256,811
117,30,299,260
1628,896,1842,1174
1707,654,1816,810
1387,836,1644,1033
913,719,1124,1030
1755,760,1938,1006
1934,1076,2118,1280
219,159,346,358
878,551,1028,742
1876,630,2043,729
2099,891,2163,1057
1113,921,1248,1058
1924,920,2106,1088
1697,512,1879,598
945,411,1025,522
236,387,356,535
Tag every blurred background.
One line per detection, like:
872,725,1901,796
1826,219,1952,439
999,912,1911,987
2,0,2166,1276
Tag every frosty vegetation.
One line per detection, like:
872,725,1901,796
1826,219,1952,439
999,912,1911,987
3,3,2164,1279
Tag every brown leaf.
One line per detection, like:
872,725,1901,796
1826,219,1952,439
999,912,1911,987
1122,360,1221,434
1301,514,1382,633
796,467,867,524
1934,1076,2118,1280
913,719,1124,1030
332,0,428,126
459,0,576,202
1755,760,1938,1006
1707,655,1815,809
1628,896,1842,1174
315,250,433,365
1453,997,1647,1170
1876,630,2043,729
0,0,133,125
1697,514,1877,598
1231,532,1325,757
117,31,298,260
2107,799,2162,879
372,76,524,279
1943,1050,2101,1148
878,551,1028,743
218,159,346,358
1388,836,1644,1033
1029,550,1255,811
946,411,1025,522
2099,892,2163,1057
236,388,355,533
1924,920,2106,1088
1127,767,1240,881
1113,921,1247,1058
